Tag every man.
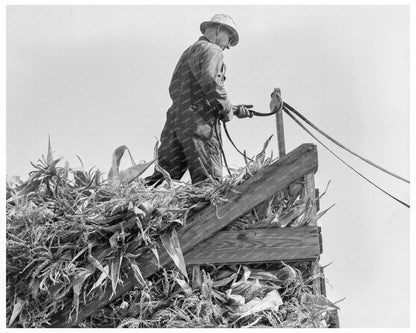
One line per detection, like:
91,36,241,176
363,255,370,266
146,14,252,186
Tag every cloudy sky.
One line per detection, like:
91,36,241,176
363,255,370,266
5,4,412,328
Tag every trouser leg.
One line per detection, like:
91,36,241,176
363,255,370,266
145,123,187,186
180,134,223,184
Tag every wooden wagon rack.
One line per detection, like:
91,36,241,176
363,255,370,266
50,90,340,328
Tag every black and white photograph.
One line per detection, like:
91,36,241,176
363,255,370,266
3,2,413,329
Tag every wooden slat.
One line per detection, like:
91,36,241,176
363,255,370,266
328,310,340,328
315,188,320,212
304,172,317,222
319,266,327,296
272,88,286,157
185,226,321,265
303,172,324,297
49,143,318,327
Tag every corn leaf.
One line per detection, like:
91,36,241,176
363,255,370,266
130,261,147,288
119,161,154,184
88,254,110,279
236,289,283,319
9,297,25,326
275,265,297,282
88,265,110,295
301,293,340,311
248,269,281,283
107,145,154,186
280,203,306,227
110,249,123,295
160,228,188,279
71,266,95,321
150,246,160,268
229,294,245,306
174,276,193,296
308,203,335,225
231,278,265,301
153,141,172,187
107,145,130,186
254,135,273,168
213,273,238,288
108,145,128,180
191,265,202,290
211,289,228,303
46,135,53,165
70,246,89,265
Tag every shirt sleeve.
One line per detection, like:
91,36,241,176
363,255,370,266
189,44,233,122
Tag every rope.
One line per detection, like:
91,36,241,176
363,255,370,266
218,101,409,208
242,101,409,184
223,122,254,162
248,101,410,183
284,107,410,208
214,118,232,176
283,102,410,184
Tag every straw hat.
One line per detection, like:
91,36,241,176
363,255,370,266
200,14,239,46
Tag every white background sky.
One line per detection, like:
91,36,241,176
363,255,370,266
4,3,414,329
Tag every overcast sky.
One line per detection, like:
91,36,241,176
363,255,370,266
5,5,411,328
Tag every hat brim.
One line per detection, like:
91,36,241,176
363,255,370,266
200,21,239,46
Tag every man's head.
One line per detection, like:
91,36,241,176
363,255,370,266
200,14,239,50
203,25,233,50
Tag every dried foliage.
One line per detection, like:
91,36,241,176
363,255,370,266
81,262,340,328
6,139,338,328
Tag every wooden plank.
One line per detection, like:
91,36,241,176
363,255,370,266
303,172,317,222
303,172,324,298
327,310,340,328
272,88,286,157
49,143,318,327
315,188,320,212
310,260,322,294
319,266,327,296
185,226,321,265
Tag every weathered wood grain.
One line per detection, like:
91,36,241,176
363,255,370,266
303,172,325,298
185,226,321,265
303,172,317,223
49,143,318,327
272,88,286,157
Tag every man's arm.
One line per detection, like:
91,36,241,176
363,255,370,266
189,44,233,122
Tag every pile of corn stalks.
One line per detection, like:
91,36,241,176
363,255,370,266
81,262,340,328
6,138,338,328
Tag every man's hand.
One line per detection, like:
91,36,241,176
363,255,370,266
270,91,283,112
232,104,254,118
